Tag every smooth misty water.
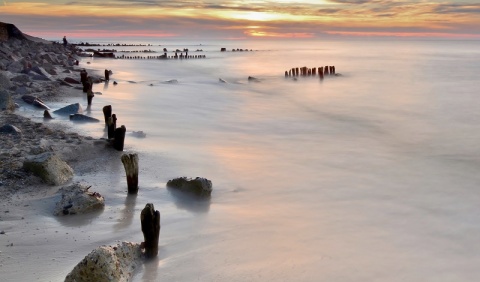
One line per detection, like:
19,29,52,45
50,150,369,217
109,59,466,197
6,39,480,281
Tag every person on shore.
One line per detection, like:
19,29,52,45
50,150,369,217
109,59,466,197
63,36,68,47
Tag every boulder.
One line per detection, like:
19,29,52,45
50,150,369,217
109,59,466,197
0,71,12,88
6,61,23,73
69,114,100,123
15,86,29,95
54,183,105,216
167,177,212,196
30,66,53,81
23,152,74,185
64,77,81,84
65,242,142,282
11,74,31,83
53,103,83,115
21,95,50,110
0,89,15,111
0,124,21,134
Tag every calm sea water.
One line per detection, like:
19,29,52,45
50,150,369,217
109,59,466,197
10,39,480,281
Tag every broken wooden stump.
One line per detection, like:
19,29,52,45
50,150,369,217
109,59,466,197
121,153,139,194
141,203,160,258
113,125,126,151
87,90,94,106
102,105,112,125
107,114,117,139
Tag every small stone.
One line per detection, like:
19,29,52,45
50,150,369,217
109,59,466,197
0,231,5,234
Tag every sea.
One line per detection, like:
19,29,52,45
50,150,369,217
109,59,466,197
9,38,480,281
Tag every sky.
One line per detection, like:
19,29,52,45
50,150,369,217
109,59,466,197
1,0,480,41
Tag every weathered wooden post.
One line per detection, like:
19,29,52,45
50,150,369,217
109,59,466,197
102,105,112,125
319,67,324,80
295,67,299,77
285,71,288,77
107,114,117,139
113,125,126,151
121,153,139,194
324,66,329,75
332,66,336,75
312,68,316,76
87,90,94,105
141,203,160,258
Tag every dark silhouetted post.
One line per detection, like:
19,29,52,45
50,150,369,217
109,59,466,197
141,203,160,258
113,125,126,151
324,66,329,75
121,153,139,194
332,66,336,75
104,69,110,81
107,114,117,139
319,67,324,80
285,71,288,77
102,105,112,125
87,90,94,105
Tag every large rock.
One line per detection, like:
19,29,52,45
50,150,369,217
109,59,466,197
53,103,83,115
11,74,31,83
23,152,73,185
0,89,15,111
0,124,21,134
64,77,80,84
65,242,142,282
69,113,100,123
30,66,53,81
167,177,212,196
0,71,12,88
6,61,22,73
54,183,105,216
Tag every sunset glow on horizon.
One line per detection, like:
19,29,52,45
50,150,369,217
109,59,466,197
1,0,479,40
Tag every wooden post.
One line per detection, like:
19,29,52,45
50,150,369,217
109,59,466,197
285,71,288,77
102,105,112,125
312,68,316,76
295,67,299,77
87,90,94,105
107,114,117,139
104,69,110,81
121,153,139,194
319,67,324,80
324,66,329,75
141,203,160,258
113,125,126,151
332,66,336,75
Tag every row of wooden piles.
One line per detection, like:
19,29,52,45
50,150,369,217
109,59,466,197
117,54,207,60
285,66,336,79
101,106,160,258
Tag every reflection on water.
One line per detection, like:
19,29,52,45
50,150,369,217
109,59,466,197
54,208,105,227
166,186,211,213
113,194,138,231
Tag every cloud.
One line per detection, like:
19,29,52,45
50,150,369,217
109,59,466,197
2,0,480,39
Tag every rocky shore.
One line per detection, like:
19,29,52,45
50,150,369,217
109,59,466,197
0,35,109,200
0,26,144,281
